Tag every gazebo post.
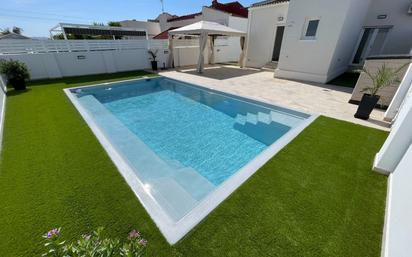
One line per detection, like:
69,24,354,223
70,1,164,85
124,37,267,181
239,36,247,68
168,34,174,69
197,31,208,73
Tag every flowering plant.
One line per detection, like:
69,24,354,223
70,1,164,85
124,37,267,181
42,227,147,257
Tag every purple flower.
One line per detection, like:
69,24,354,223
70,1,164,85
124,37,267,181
46,228,60,239
138,239,148,246
128,230,141,240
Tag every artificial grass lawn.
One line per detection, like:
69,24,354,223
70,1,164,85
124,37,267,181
0,71,388,257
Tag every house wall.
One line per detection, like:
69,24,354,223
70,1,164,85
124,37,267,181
364,0,412,55
167,16,203,30
374,65,412,174
374,65,412,256
119,20,161,38
275,0,372,83
245,3,289,68
326,0,372,79
382,144,412,257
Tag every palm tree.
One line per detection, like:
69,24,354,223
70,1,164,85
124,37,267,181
360,63,408,96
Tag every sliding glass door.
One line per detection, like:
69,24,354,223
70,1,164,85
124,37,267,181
352,27,391,65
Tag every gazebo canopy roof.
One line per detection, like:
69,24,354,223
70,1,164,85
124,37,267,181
169,21,246,37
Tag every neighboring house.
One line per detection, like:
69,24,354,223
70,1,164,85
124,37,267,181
246,0,412,83
0,33,30,40
49,23,148,40
122,0,249,63
118,20,161,39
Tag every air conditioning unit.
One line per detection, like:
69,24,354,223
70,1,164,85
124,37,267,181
408,3,412,14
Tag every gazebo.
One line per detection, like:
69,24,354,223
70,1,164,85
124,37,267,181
168,21,247,73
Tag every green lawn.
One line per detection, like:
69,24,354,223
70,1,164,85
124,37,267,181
0,71,388,257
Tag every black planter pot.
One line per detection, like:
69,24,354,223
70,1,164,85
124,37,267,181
9,78,26,90
354,94,380,120
151,61,158,71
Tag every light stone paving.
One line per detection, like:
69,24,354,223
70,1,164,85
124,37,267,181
158,65,390,131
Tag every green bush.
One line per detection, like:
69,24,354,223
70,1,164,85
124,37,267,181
0,59,30,81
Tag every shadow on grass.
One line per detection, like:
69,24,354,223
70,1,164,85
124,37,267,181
27,70,157,87
6,88,32,97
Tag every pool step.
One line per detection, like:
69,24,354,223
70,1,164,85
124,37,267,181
233,111,295,145
270,111,304,128
78,95,216,221
173,167,215,201
148,177,198,221
246,113,258,125
257,112,271,124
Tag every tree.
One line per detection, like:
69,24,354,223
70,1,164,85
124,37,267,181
12,26,23,34
108,21,121,27
0,28,10,35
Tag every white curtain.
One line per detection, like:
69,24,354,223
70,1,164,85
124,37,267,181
197,32,208,73
239,36,246,68
168,35,174,68
209,35,216,65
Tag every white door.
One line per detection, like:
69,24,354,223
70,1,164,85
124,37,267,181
352,27,390,65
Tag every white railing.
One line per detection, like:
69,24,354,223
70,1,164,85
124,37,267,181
0,39,150,55
148,40,168,50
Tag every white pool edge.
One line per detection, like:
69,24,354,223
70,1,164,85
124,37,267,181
64,79,319,244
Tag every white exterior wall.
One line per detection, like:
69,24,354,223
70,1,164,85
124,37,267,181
373,68,412,174
245,3,289,68
167,16,203,30
173,46,208,67
364,0,412,55
327,0,373,79
119,20,161,38
382,145,412,257
275,0,371,83
385,63,412,121
377,67,412,257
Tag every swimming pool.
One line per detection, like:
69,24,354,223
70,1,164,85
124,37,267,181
65,76,317,244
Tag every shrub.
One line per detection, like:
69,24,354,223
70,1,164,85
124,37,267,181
0,59,30,90
42,227,147,257
360,63,408,96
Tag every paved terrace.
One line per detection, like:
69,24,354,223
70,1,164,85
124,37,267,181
159,65,390,131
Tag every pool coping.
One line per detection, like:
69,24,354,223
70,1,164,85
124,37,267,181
64,76,319,244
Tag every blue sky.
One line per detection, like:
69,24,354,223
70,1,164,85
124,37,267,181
1,0,255,37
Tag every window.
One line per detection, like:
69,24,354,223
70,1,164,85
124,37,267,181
302,18,320,40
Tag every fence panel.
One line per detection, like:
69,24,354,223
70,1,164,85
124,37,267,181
0,39,149,55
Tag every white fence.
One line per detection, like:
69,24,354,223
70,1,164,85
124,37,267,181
0,39,150,54
0,38,240,80
0,75,6,151
0,40,170,80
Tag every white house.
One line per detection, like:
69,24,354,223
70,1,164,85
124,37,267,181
245,0,289,68
246,0,412,83
124,0,249,64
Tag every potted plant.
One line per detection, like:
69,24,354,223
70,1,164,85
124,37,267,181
148,50,158,71
0,59,30,90
354,63,407,120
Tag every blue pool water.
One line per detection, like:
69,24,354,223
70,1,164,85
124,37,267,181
71,77,309,221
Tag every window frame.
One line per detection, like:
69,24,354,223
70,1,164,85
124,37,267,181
301,17,321,40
